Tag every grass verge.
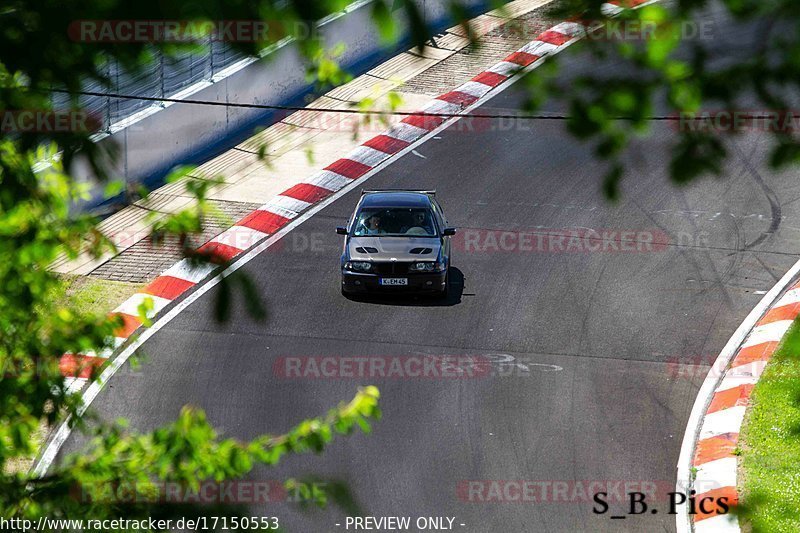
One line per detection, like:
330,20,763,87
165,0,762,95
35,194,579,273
738,317,800,532
51,275,143,316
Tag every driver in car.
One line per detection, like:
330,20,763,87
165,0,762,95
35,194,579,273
403,211,434,235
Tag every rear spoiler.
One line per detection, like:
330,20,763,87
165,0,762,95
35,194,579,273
361,189,436,196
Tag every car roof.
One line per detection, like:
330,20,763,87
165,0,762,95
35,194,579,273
360,191,433,208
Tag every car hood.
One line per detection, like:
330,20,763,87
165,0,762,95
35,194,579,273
347,236,441,261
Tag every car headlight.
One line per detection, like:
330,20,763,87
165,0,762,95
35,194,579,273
344,261,373,272
410,261,445,272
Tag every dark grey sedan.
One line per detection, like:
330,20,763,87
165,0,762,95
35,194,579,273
337,189,456,297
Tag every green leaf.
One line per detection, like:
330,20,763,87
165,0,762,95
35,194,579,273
602,163,623,201
103,180,125,198
770,141,800,168
371,0,398,44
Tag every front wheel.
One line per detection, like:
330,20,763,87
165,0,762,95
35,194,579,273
341,282,353,298
437,269,450,299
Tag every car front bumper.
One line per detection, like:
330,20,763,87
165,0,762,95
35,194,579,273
341,270,447,294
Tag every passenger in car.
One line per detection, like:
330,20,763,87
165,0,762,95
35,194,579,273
364,214,385,235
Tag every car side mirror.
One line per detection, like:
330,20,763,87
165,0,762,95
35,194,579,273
442,227,456,236
336,226,348,235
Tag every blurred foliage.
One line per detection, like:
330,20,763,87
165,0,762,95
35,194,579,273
0,123,382,523
534,0,800,198
2,390,381,525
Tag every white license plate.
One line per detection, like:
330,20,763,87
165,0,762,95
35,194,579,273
380,278,408,286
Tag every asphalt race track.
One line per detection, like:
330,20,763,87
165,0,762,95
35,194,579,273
60,4,800,532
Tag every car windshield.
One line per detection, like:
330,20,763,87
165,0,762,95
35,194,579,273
352,207,437,237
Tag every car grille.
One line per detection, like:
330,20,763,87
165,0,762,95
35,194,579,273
373,262,412,275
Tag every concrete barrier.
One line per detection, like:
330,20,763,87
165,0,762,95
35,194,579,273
75,0,489,211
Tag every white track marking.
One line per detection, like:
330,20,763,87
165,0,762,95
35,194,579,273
304,170,351,192
693,515,740,533
113,293,172,317
66,337,126,359
423,99,462,114
62,378,87,396
487,61,523,76
698,406,747,439
551,21,587,37
385,122,427,143
455,82,494,99
260,202,300,221
519,41,560,57
347,146,391,167
601,3,623,16
715,372,760,393
741,320,793,348
716,361,768,392
264,195,312,215
162,258,217,283
210,226,270,250
693,457,737,491
772,287,800,308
